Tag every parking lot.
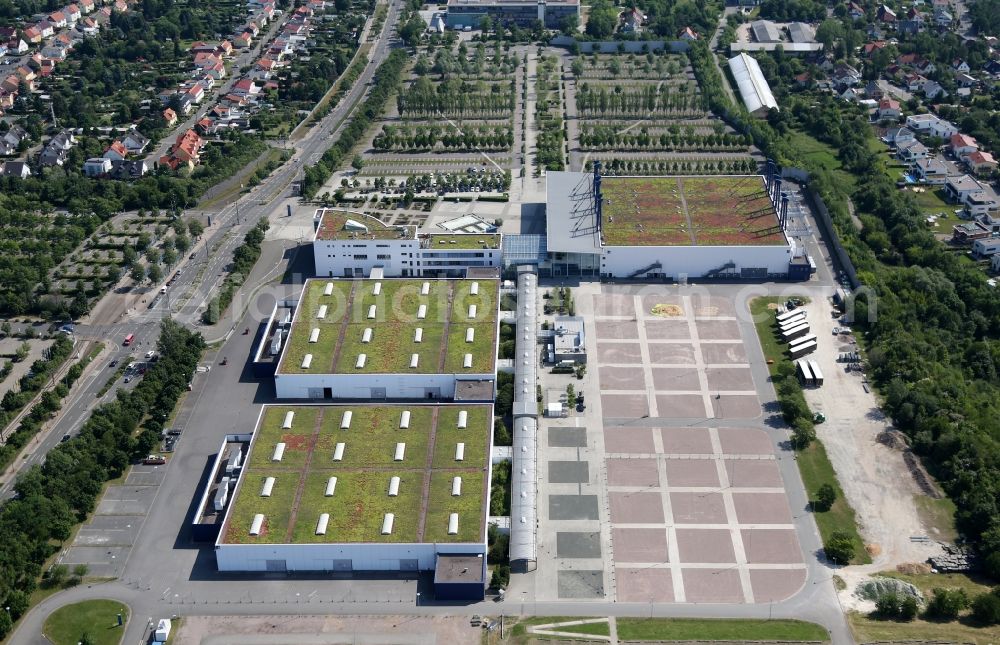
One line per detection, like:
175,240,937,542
532,284,807,604
58,465,166,578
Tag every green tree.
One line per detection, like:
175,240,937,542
72,563,89,578
972,590,1000,624
560,13,579,35
351,154,364,172
824,531,855,564
0,610,11,639
586,0,618,38
900,596,919,621
815,483,837,511
130,262,146,283
815,18,843,51
874,591,901,618
494,418,512,446
15,342,29,362
925,588,969,621
188,219,204,237
566,383,576,408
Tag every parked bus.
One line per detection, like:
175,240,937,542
808,359,824,386
796,360,815,386
789,340,817,359
123,333,135,346
781,322,810,342
775,309,806,324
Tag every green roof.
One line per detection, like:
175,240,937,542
221,404,492,545
423,234,501,250
600,175,787,247
314,209,413,241
278,278,499,375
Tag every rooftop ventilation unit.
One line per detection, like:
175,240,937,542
394,442,405,461
249,513,264,536
388,475,400,496
466,327,475,343
341,410,352,429
271,443,285,462
324,282,334,296
309,328,320,343
260,476,275,497
362,328,372,343
471,281,479,295
356,354,366,368
333,442,345,461
381,513,394,535
455,442,465,461
463,353,473,368
325,476,337,497
410,353,419,368
468,304,477,319
367,305,376,320
414,328,423,342
301,354,313,369
399,410,410,429
417,304,427,320
372,282,381,295
317,304,328,319
282,411,294,429
452,476,462,496
316,513,329,535
448,513,459,535
421,282,430,295
458,410,468,428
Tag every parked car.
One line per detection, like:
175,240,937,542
142,455,166,465
109,359,119,368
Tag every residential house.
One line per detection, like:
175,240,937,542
233,32,251,48
934,7,953,26
41,44,68,60
189,41,217,53
897,138,929,162
945,174,1000,216
23,26,42,43
193,51,221,68
0,74,19,94
0,161,30,178
195,117,215,135
113,0,127,11
993,254,1000,272
884,126,916,146
109,158,148,179
77,16,98,34
103,140,128,161
218,40,233,56
906,114,959,138
950,133,978,158
198,75,215,91
176,92,195,115
906,73,928,92
39,145,68,166
679,26,699,40
848,1,865,19
863,41,888,57
65,4,82,22
47,10,67,27
967,151,998,176
923,81,948,100
832,63,862,88
877,97,901,121
203,60,226,80
865,80,885,100
0,27,15,41
36,21,53,38
122,129,149,154
185,83,205,104
952,221,992,242
0,91,15,114
972,237,1000,258
985,60,1000,77
953,59,971,73
79,0,95,13
2,125,28,148
231,78,259,98
163,107,177,125
877,4,897,22
913,156,950,183
83,157,111,176
159,129,204,170
6,38,28,54
955,72,977,88
251,58,275,81
16,66,36,84
917,59,937,75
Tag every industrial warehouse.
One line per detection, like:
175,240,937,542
544,165,804,280
270,275,500,400
208,404,491,596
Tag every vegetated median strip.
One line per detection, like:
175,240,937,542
201,217,270,325
750,296,869,566
615,617,829,641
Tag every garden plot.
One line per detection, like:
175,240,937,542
566,51,759,175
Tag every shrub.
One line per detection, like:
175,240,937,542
815,483,837,511
900,595,919,621
494,418,512,446
924,588,969,621
874,591,901,619
490,565,510,589
972,590,1000,624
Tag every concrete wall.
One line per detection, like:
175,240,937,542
274,372,467,400
599,244,793,279
215,541,486,572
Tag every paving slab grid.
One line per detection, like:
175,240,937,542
533,284,806,605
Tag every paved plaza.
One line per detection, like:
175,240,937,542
533,285,807,604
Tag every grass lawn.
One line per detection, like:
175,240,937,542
913,495,958,542
422,469,486,542
427,234,501,249
224,469,298,544
43,600,129,645
555,622,610,637
431,407,490,470
785,130,855,190
335,322,445,373
750,296,870,565
880,570,993,598
848,612,1000,643
444,322,496,372
615,618,828,641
